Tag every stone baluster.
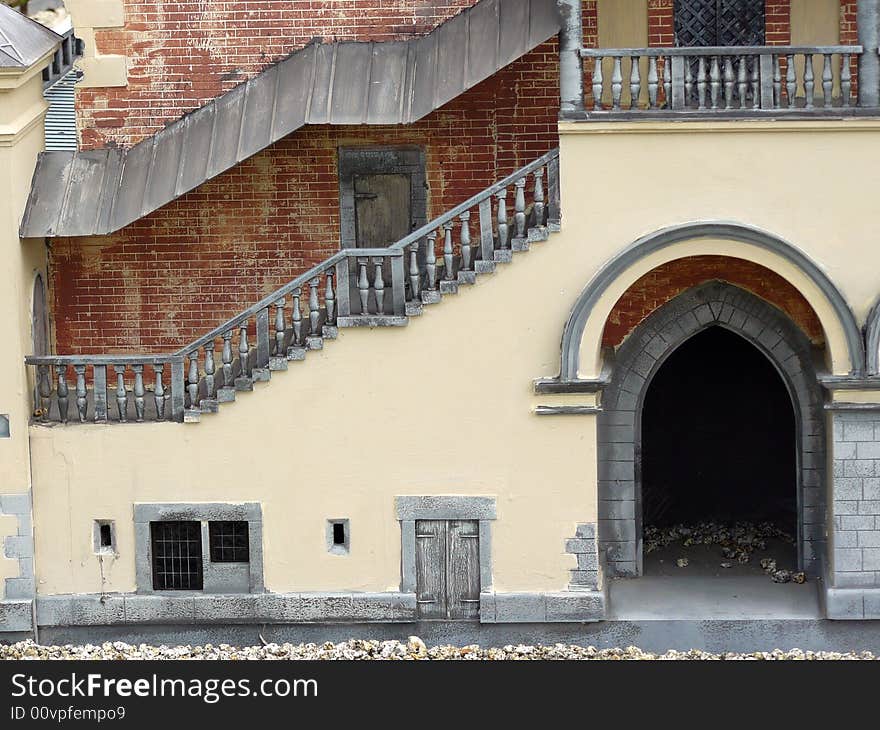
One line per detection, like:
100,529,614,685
132,364,145,422
374,259,385,313
533,167,545,227
592,57,603,110
822,53,833,108
773,55,782,108
684,57,693,106
154,364,165,421
56,365,69,424
710,56,721,109
630,56,641,109
357,260,370,313
425,232,437,293
804,53,815,109
723,56,735,109
662,56,672,106
37,364,50,420
204,342,215,398
648,57,659,109
308,277,321,336
514,177,527,241
443,221,455,280
325,273,335,327
786,54,796,108
696,56,707,110
409,241,421,299
496,189,509,250
750,56,760,109
291,289,303,346
737,55,747,108
274,299,286,356
114,365,128,422
222,330,234,387
238,321,249,378
460,212,472,272
187,352,199,409
74,364,87,422
93,365,108,423
842,54,852,107
611,56,622,109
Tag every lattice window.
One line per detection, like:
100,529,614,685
150,521,204,590
674,0,765,47
209,521,250,563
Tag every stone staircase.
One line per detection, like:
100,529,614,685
26,149,560,425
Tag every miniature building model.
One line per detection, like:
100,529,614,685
4,0,880,640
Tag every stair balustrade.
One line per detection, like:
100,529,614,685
25,149,560,424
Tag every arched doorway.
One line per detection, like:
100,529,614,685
32,273,48,356
597,281,825,578
640,325,798,576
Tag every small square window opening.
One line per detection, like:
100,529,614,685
327,519,350,555
93,520,115,555
209,521,250,563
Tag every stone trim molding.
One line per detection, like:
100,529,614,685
134,502,264,595
395,496,495,593
565,523,599,590
2,492,34,603
865,297,880,375
35,592,417,627
479,591,605,623
597,281,826,578
557,221,865,381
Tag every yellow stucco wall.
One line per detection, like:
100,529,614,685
27,118,880,598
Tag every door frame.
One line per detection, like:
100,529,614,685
338,146,427,249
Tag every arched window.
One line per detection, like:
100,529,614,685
32,274,47,356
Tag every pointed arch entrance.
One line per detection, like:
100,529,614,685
598,281,825,578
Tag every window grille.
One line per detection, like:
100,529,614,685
150,521,203,590
209,521,250,563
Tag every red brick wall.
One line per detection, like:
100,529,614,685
602,256,824,348
648,0,674,47
79,1,488,149
51,45,559,354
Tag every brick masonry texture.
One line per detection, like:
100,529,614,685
832,412,880,588
51,41,559,354
601,256,825,348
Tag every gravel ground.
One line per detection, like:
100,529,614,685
1,639,877,660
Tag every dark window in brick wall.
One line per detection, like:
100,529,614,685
150,521,203,590
209,521,250,563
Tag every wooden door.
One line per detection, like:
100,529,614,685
415,519,480,620
354,173,412,248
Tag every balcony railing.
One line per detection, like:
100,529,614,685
575,45,865,118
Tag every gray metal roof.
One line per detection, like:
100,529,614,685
0,3,60,69
20,0,561,238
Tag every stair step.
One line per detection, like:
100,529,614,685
306,335,324,350
439,280,459,295
421,290,441,305
183,408,201,424
234,377,254,392
269,356,288,372
474,260,496,274
322,325,338,340
494,249,513,263
337,315,408,328
217,387,236,403
287,345,307,361
199,399,220,413
511,237,529,252
528,226,549,243
405,301,424,317
251,367,271,383
457,271,477,286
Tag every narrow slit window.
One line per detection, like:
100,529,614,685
333,522,346,545
209,521,250,563
99,524,112,547
94,520,115,554
327,519,349,554
150,521,203,590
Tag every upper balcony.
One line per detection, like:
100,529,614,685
558,0,880,121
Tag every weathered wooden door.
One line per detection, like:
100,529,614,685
354,173,412,248
415,519,480,620
674,0,765,47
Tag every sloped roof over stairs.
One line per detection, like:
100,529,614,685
20,0,561,239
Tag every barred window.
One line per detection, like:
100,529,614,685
150,521,203,590
209,521,250,563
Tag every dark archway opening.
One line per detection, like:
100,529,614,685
641,325,798,576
